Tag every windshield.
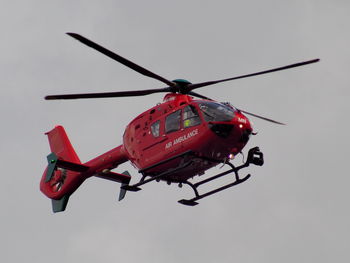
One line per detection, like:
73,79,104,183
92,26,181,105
198,102,236,122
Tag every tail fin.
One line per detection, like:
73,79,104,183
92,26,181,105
46,125,81,164
40,126,90,212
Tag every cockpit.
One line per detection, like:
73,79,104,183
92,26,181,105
197,101,237,122
148,101,242,139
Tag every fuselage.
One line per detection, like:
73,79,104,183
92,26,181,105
122,93,253,182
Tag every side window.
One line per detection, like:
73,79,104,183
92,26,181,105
165,110,181,133
183,105,201,128
151,120,160,137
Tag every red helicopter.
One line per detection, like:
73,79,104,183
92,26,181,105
40,33,319,212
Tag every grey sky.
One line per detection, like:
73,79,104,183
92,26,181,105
1,1,349,262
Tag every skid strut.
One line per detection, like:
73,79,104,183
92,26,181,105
121,151,194,192
122,160,193,192
178,147,264,206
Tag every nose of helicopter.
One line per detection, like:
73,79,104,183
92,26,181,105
233,112,252,143
234,112,252,130
208,111,252,142
233,112,253,144
208,111,253,157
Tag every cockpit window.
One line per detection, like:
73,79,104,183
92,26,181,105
165,110,181,133
151,120,160,137
183,105,201,128
198,102,236,122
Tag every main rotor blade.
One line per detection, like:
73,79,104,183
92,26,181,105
45,87,172,100
66,33,175,87
239,109,285,125
187,91,213,100
188,58,320,91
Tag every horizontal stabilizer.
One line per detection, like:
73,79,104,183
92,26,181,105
56,159,89,172
94,170,131,201
95,170,131,183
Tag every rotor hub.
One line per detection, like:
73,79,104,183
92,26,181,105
172,79,192,94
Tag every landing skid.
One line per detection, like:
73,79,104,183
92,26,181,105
178,172,251,206
121,147,264,206
178,147,263,206
178,174,251,206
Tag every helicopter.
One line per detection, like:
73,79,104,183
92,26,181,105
40,32,319,213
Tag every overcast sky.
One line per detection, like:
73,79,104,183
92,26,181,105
1,1,349,262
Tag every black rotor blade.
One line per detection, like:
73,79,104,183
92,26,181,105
188,58,320,91
45,87,172,100
66,32,175,87
239,109,285,125
187,93,285,125
187,91,213,100
185,91,284,124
